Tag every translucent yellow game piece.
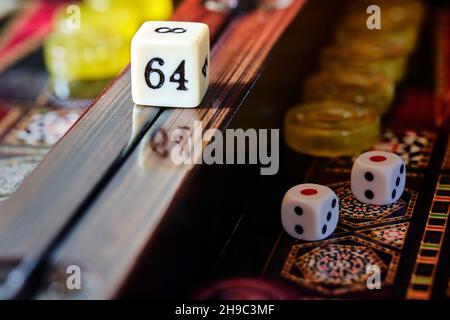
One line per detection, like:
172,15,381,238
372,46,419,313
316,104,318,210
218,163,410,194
44,1,173,100
53,3,139,40
344,0,425,31
321,42,408,82
335,23,420,53
44,4,133,99
336,0,424,54
86,0,173,22
44,31,130,100
284,101,380,157
139,0,173,21
303,72,395,115
44,30,130,81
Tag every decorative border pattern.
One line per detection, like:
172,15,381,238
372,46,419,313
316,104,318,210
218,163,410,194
406,175,450,299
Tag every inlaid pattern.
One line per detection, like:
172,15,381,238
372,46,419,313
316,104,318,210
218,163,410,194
0,156,42,197
334,183,416,228
329,130,436,173
282,236,399,296
2,108,82,148
406,175,450,299
357,222,410,249
281,180,416,296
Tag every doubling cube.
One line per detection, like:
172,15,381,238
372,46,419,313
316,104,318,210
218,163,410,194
351,151,406,205
281,184,339,241
131,21,210,108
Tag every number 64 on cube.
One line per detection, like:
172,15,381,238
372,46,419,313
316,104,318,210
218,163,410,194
131,21,210,108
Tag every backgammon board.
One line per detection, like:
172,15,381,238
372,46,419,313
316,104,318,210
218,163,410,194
0,0,449,301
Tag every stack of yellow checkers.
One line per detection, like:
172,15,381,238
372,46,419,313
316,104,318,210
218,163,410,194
285,0,425,157
44,0,173,100
285,102,380,157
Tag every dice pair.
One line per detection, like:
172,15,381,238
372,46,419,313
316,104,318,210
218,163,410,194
131,21,210,108
281,151,406,241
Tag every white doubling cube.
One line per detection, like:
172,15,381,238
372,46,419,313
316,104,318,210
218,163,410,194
281,183,339,241
131,21,210,108
351,151,406,205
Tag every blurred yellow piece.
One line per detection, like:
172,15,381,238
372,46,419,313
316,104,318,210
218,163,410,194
45,3,137,91
44,31,130,81
321,42,408,82
344,0,425,31
44,0,173,99
284,101,380,157
304,72,395,115
336,0,424,54
336,24,420,53
86,0,173,22
53,3,139,38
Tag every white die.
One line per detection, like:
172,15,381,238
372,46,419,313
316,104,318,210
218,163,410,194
131,21,210,108
281,183,339,241
351,151,406,205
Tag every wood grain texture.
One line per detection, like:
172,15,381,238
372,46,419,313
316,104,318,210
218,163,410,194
0,71,145,256
0,2,229,255
39,0,307,299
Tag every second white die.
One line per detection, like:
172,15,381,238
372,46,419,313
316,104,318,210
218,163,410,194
131,21,210,108
351,151,406,205
281,183,339,241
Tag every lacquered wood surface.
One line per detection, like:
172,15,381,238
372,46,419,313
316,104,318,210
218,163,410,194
0,0,231,299
0,2,229,252
33,0,307,299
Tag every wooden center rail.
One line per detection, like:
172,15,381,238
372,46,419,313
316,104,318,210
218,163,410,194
0,0,307,299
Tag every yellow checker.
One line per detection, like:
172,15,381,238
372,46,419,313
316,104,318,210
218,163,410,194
303,72,395,115
44,0,173,99
86,0,173,22
44,30,130,81
54,3,139,39
284,101,380,157
321,42,408,82
344,0,425,31
336,23,420,53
